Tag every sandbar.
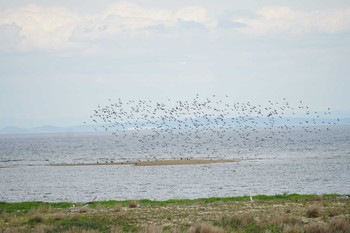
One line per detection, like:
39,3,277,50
51,159,237,167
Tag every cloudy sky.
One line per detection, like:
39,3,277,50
1,0,350,128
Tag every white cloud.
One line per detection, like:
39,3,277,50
71,2,215,42
0,4,82,51
1,3,350,52
0,2,215,52
105,2,173,22
235,6,350,35
174,6,212,25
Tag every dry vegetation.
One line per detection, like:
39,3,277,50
0,195,349,233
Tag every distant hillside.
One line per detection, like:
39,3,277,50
0,124,97,134
0,117,349,134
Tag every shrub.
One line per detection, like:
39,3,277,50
141,224,163,233
33,224,54,233
4,227,26,233
285,207,292,214
282,225,304,233
110,226,122,233
128,200,138,208
60,227,101,233
326,208,340,217
51,212,67,221
79,207,89,213
112,205,122,212
188,223,224,233
268,214,302,226
170,227,181,233
307,206,322,218
220,214,255,229
28,214,44,223
304,223,329,233
329,217,350,233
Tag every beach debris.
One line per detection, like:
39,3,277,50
68,197,97,212
68,204,80,213
336,195,349,200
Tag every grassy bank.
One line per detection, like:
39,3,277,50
0,194,349,233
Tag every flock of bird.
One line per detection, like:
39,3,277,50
85,95,341,159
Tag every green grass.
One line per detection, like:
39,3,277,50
88,193,348,208
217,215,263,233
56,218,110,233
1,194,349,233
0,194,347,213
0,201,71,213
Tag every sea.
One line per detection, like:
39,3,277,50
0,125,349,203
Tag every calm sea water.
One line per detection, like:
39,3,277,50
0,125,349,202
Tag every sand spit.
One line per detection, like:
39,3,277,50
51,159,237,167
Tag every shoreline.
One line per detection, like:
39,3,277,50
1,193,348,204
51,159,237,167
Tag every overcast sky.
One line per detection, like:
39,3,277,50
1,0,350,127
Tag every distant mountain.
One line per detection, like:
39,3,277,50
0,124,97,134
0,126,29,134
1,117,349,135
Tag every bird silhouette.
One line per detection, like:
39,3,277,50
87,95,341,162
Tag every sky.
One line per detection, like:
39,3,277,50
1,0,350,128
